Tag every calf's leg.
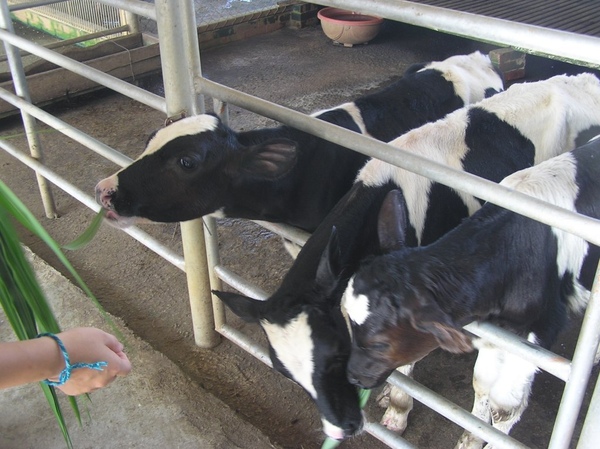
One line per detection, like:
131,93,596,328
378,364,415,433
456,337,538,449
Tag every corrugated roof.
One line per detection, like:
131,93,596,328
410,0,600,37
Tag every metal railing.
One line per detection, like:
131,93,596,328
1,1,599,448
194,73,600,449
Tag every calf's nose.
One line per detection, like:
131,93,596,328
95,177,117,209
345,417,363,437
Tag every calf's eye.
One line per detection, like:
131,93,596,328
370,342,390,352
179,156,197,170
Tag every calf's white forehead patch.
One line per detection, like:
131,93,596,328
262,312,317,399
141,114,219,157
342,278,371,325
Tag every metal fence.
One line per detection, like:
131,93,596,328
1,1,599,448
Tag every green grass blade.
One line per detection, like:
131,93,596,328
62,209,106,251
1,205,77,447
0,207,59,334
0,180,123,340
41,383,74,449
0,182,105,447
358,388,371,409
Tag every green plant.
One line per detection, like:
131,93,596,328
0,179,111,448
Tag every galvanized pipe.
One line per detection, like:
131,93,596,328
218,324,272,367
0,25,131,63
206,98,228,331
195,77,600,247
577,369,600,448
315,0,600,68
549,264,600,449
154,0,219,348
0,0,57,218
121,9,139,34
8,0,66,11
362,422,417,449
94,0,156,21
213,265,269,302
0,86,133,168
253,220,310,247
0,28,167,113
204,216,226,329
387,370,529,449
464,321,572,382
214,263,576,387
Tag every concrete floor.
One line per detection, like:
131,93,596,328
1,15,599,449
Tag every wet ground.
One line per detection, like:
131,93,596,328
1,17,599,449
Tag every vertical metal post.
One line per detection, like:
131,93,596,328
0,0,57,218
204,215,226,328
120,9,139,34
202,97,230,330
549,262,600,449
577,373,600,448
154,0,219,347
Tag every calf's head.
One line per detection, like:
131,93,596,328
343,193,473,389
215,189,416,440
215,229,363,441
95,114,297,227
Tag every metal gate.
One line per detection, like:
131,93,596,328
1,1,599,448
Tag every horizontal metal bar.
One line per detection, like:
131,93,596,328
315,0,600,68
0,138,184,270
8,0,67,11
213,265,269,301
464,321,572,382
387,370,530,449
0,28,166,113
196,77,600,248
362,422,417,449
0,137,98,210
252,220,310,247
0,86,133,168
217,324,272,367
94,0,156,21
0,25,131,63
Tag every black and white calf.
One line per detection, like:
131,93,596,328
343,138,600,448
217,73,600,442
95,52,502,231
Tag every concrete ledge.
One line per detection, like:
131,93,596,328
196,2,319,50
0,247,279,449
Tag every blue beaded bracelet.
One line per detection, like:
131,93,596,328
37,333,108,387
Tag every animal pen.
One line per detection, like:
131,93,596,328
1,0,600,448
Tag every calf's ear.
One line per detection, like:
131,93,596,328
407,297,473,353
238,138,298,180
378,189,408,252
213,290,265,323
316,226,342,295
